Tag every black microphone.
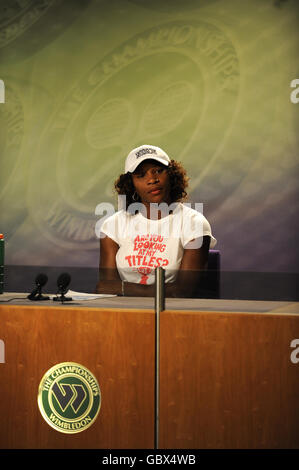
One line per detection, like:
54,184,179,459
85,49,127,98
27,273,50,301
53,272,72,302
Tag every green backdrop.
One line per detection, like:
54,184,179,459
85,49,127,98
0,0,298,272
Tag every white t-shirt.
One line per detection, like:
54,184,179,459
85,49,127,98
100,202,217,285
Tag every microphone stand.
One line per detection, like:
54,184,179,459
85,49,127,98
53,289,72,303
27,286,49,301
154,267,165,450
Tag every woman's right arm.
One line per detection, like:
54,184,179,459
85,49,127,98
98,235,120,280
96,234,155,296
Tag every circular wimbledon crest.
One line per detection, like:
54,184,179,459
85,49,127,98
38,362,101,434
28,20,240,252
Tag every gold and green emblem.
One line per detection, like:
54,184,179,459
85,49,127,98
38,362,101,434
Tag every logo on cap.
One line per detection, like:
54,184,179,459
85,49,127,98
38,362,101,434
135,147,157,159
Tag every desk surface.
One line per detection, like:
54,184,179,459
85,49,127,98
1,293,298,449
0,292,298,315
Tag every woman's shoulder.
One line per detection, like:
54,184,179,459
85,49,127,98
177,202,217,247
98,208,126,229
176,202,207,220
99,209,132,242
104,209,127,222
178,202,214,233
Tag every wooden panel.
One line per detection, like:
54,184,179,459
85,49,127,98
1,303,298,449
160,310,299,449
0,305,155,449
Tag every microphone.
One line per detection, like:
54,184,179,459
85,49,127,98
27,273,50,301
53,272,72,302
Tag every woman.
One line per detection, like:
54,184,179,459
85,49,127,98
96,144,216,297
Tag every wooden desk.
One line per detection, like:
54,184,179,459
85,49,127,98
0,295,298,449
160,309,299,449
0,304,154,449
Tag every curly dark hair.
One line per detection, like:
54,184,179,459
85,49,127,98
114,160,189,209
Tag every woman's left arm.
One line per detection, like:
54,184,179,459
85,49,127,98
179,235,210,271
165,235,211,298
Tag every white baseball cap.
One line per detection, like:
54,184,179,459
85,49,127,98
125,144,170,173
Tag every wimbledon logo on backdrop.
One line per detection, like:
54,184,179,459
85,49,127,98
38,362,101,433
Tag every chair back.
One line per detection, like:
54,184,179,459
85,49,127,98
204,250,221,298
